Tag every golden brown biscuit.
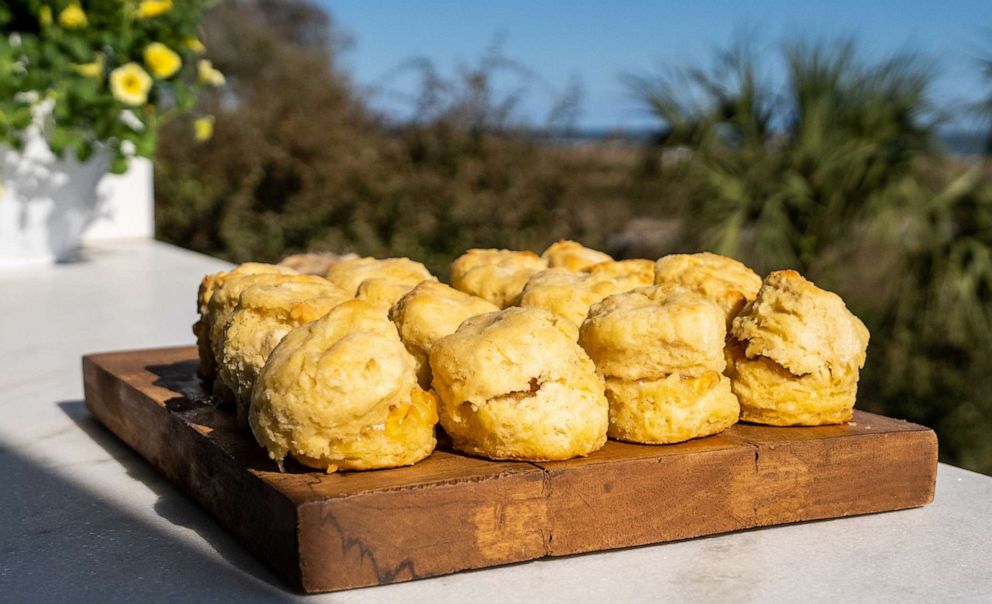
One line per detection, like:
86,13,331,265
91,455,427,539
605,371,739,444
217,276,351,425
654,252,761,327
449,248,548,308
430,307,608,460
389,281,499,388
583,259,655,286
517,268,644,339
541,240,613,271
250,300,438,471
728,270,869,425
355,277,434,312
325,256,433,296
278,252,358,275
206,273,316,391
724,341,856,425
579,286,737,443
732,270,869,377
579,287,726,381
194,263,298,380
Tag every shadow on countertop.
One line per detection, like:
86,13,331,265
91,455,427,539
0,400,294,602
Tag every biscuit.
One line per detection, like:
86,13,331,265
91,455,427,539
278,252,358,275
206,273,316,390
605,371,740,444
579,287,737,443
250,300,438,471
356,277,432,311
541,240,613,271
724,341,856,425
449,248,548,308
194,263,298,380
389,281,499,388
583,259,655,286
430,307,608,460
732,270,869,378
579,287,727,381
654,252,761,327
728,270,869,425
325,256,433,295
216,276,351,425
517,268,644,339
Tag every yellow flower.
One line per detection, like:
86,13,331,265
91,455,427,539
194,116,215,142
58,3,88,28
143,43,182,79
184,37,206,54
135,0,173,19
39,6,53,27
197,60,225,86
74,54,105,78
110,63,153,106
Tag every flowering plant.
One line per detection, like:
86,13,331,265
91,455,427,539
0,0,221,173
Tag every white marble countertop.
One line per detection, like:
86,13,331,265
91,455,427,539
1,239,991,603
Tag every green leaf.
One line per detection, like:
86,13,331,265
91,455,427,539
110,154,129,174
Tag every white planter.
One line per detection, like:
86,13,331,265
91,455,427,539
0,128,153,268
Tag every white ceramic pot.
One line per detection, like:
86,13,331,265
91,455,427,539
0,127,154,268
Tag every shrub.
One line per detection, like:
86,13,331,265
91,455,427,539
154,0,654,276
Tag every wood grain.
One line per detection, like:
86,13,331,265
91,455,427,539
82,346,938,593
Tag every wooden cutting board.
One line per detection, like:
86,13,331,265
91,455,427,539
82,346,937,593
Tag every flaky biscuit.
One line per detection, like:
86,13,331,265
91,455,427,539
725,341,858,426
541,240,613,271
207,273,317,380
605,371,740,444
216,276,351,425
250,300,437,471
582,259,655,286
278,252,359,275
449,248,548,308
517,268,642,339
201,271,304,387
389,281,499,388
194,263,297,380
430,307,608,460
654,252,761,326
356,277,432,311
579,287,727,381
732,270,869,378
325,256,433,296
727,271,869,425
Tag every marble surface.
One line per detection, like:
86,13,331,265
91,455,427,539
1,240,990,603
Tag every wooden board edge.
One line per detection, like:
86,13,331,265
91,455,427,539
536,425,938,557
851,409,934,432
538,443,759,556
746,428,939,526
295,467,550,592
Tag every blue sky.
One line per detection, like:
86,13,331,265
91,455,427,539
319,0,990,131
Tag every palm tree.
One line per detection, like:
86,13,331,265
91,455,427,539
628,38,935,277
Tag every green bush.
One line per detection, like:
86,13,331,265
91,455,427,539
154,0,660,276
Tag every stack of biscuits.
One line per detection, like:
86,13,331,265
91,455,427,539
578,287,740,444
194,240,869,473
